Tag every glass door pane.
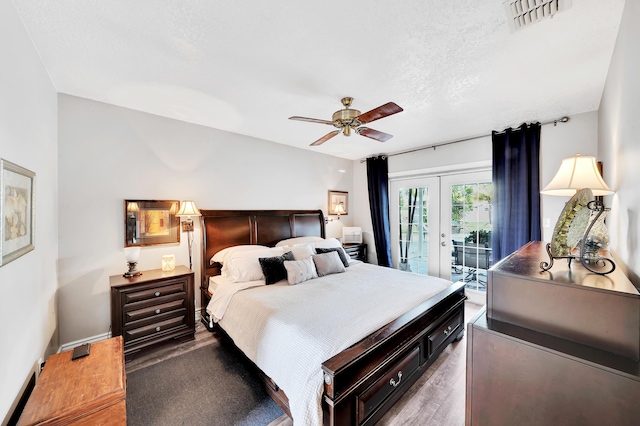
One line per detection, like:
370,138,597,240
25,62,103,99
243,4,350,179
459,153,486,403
441,172,493,305
390,177,440,277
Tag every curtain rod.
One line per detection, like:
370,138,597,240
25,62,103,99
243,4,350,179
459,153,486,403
360,116,570,162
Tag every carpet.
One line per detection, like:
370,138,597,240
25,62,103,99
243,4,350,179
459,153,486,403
126,340,284,426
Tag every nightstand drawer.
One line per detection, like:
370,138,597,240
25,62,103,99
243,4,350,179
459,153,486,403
124,298,186,323
123,291,186,315
123,280,186,305
125,315,188,342
343,243,367,262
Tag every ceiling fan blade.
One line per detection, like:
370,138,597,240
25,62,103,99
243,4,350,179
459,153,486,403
289,116,334,125
357,127,393,142
310,130,340,146
356,102,403,124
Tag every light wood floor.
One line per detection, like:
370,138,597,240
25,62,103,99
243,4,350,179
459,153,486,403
126,301,482,426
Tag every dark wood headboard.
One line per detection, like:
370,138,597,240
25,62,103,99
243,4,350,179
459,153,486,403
199,209,325,288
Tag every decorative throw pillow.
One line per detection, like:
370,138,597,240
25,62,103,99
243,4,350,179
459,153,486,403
259,251,295,285
287,244,315,260
314,247,350,267
283,258,318,285
312,251,346,277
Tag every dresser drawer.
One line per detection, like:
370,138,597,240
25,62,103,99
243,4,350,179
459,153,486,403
427,309,462,358
125,314,188,343
124,298,186,323
357,345,420,423
122,280,186,305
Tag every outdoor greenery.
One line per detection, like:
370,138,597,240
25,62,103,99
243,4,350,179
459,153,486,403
465,229,492,245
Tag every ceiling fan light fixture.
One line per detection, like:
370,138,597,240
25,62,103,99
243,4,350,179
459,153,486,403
289,96,403,146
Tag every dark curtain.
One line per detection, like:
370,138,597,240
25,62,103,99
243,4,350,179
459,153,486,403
492,123,542,262
367,156,392,267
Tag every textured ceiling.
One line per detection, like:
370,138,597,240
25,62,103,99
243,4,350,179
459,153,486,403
13,0,625,160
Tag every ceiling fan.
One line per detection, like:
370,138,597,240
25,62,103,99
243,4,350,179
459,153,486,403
289,97,403,146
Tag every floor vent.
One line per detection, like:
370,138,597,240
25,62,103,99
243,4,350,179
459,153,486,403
503,0,573,32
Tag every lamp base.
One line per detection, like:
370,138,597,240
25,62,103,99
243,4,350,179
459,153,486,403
123,261,143,278
540,201,616,275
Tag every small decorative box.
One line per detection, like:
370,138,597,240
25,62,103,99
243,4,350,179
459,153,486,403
161,254,176,272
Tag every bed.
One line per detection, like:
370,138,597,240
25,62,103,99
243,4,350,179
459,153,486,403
199,209,466,426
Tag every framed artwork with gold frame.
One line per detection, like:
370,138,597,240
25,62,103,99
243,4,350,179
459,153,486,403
328,190,348,216
124,200,180,247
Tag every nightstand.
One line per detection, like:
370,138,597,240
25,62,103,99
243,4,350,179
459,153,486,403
110,266,195,360
343,243,367,262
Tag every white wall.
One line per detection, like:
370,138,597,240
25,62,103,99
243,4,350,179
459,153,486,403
540,111,599,242
57,94,353,345
0,2,58,421
352,111,599,265
598,0,640,284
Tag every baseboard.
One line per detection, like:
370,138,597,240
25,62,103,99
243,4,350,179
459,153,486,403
59,332,111,353
59,311,202,353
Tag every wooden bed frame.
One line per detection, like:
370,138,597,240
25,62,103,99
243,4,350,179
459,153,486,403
199,209,466,426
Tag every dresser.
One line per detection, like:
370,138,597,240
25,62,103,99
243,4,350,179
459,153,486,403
343,243,367,262
110,266,195,359
17,337,126,425
466,242,640,425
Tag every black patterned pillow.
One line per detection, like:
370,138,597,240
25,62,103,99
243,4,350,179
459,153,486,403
314,247,349,267
259,251,295,285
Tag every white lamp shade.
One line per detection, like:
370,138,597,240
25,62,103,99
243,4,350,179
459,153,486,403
124,247,140,262
541,155,614,196
334,203,346,215
176,200,201,217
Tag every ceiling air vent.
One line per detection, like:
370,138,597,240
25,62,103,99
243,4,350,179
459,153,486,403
503,0,573,32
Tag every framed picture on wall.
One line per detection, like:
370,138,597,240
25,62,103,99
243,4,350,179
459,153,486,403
1,159,36,267
328,190,348,216
124,200,180,247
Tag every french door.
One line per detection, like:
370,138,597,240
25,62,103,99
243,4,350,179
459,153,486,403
390,171,492,305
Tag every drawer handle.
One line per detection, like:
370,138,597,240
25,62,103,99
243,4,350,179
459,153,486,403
443,325,453,336
154,292,161,297
389,371,403,388
155,326,161,332
155,309,161,314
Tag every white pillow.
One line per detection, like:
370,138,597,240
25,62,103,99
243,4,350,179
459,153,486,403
223,247,285,282
283,258,318,285
210,245,270,265
312,238,342,249
275,236,324,247
286,244,315,260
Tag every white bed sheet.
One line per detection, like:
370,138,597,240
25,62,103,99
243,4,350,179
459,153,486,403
208,263,451,426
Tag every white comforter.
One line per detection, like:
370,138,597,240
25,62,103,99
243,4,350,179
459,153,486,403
207,262,452,426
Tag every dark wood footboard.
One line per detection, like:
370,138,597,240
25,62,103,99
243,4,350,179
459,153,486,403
321,281,466,426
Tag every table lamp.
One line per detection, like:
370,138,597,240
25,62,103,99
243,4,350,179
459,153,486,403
540,154,616,274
